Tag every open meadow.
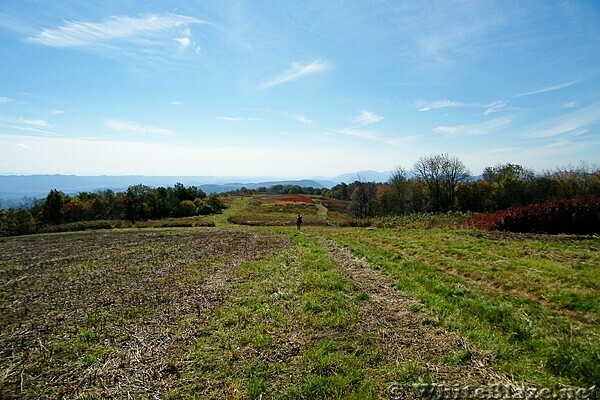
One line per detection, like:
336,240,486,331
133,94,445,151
0,196,598,399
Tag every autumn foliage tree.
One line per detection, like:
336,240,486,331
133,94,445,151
412,154,470,212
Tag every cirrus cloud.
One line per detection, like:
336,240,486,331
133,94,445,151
334,128,413,146
27,13,205,47
104,119,172,135
26,13,205,63
259,59,330,89
289,114,312,124
433,116,512,136
416,99,464,112
352,110,384,125
19,117,51,128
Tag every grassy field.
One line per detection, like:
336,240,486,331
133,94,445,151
224,195,350,226
1,196,598,398
312,227,599,388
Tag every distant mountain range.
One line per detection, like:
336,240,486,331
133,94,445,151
0,170,393,204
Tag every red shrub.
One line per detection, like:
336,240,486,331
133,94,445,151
279,195,313,203
320,198,351,213
252,194,313,204
464,196,600,234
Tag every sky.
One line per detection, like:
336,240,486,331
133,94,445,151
0,1,599,178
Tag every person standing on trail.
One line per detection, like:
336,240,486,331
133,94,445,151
296,214,303,230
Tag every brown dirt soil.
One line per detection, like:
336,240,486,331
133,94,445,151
0,228,289,399
315,237,517,391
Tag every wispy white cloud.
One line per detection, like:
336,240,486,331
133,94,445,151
334,128,412,146
48,109,65,116
259,59,330,89
336,128,380,141
483,100,508,115
28,13,205,47
26,13,205,64
174,25,195,49
527,103,600,138
0,115,54,135
432,125,465,135
416,99,464,112
433,116,512,136
19,117,52,128
0,97,13,104
352,110,384,125
104,119,172,135
169,101,183,106
393,2,507,65
418,98,509,115
562,101,579,109
175,37,191,48
10,125,55,135
513,80,580,98
237,108,312,124
289,114,312,124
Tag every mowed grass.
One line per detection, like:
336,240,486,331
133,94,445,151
171,232,414,399
313,227,599,387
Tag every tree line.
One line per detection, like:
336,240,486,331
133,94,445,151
328,155,600,218
1,154,599,236
0,183,224,236
223,184,325,197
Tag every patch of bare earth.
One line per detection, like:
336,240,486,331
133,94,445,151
0,228,289,399
316,238,516,390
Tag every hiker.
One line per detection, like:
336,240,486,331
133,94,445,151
296,214,303,230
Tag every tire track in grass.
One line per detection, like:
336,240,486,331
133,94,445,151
313,236,516,389
183,232,442,399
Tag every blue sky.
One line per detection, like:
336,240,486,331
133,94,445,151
0,1,599,177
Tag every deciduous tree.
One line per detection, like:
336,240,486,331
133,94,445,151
413,154,470,211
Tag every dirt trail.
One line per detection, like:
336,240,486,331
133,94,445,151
315,236,515,388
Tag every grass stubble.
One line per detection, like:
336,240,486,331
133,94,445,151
0,228,288,398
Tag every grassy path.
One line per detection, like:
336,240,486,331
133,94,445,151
172,231,403,398
313,200,329,224
310,227,599,388
206,196,252,225
170,229,522,399
314,236,511,386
